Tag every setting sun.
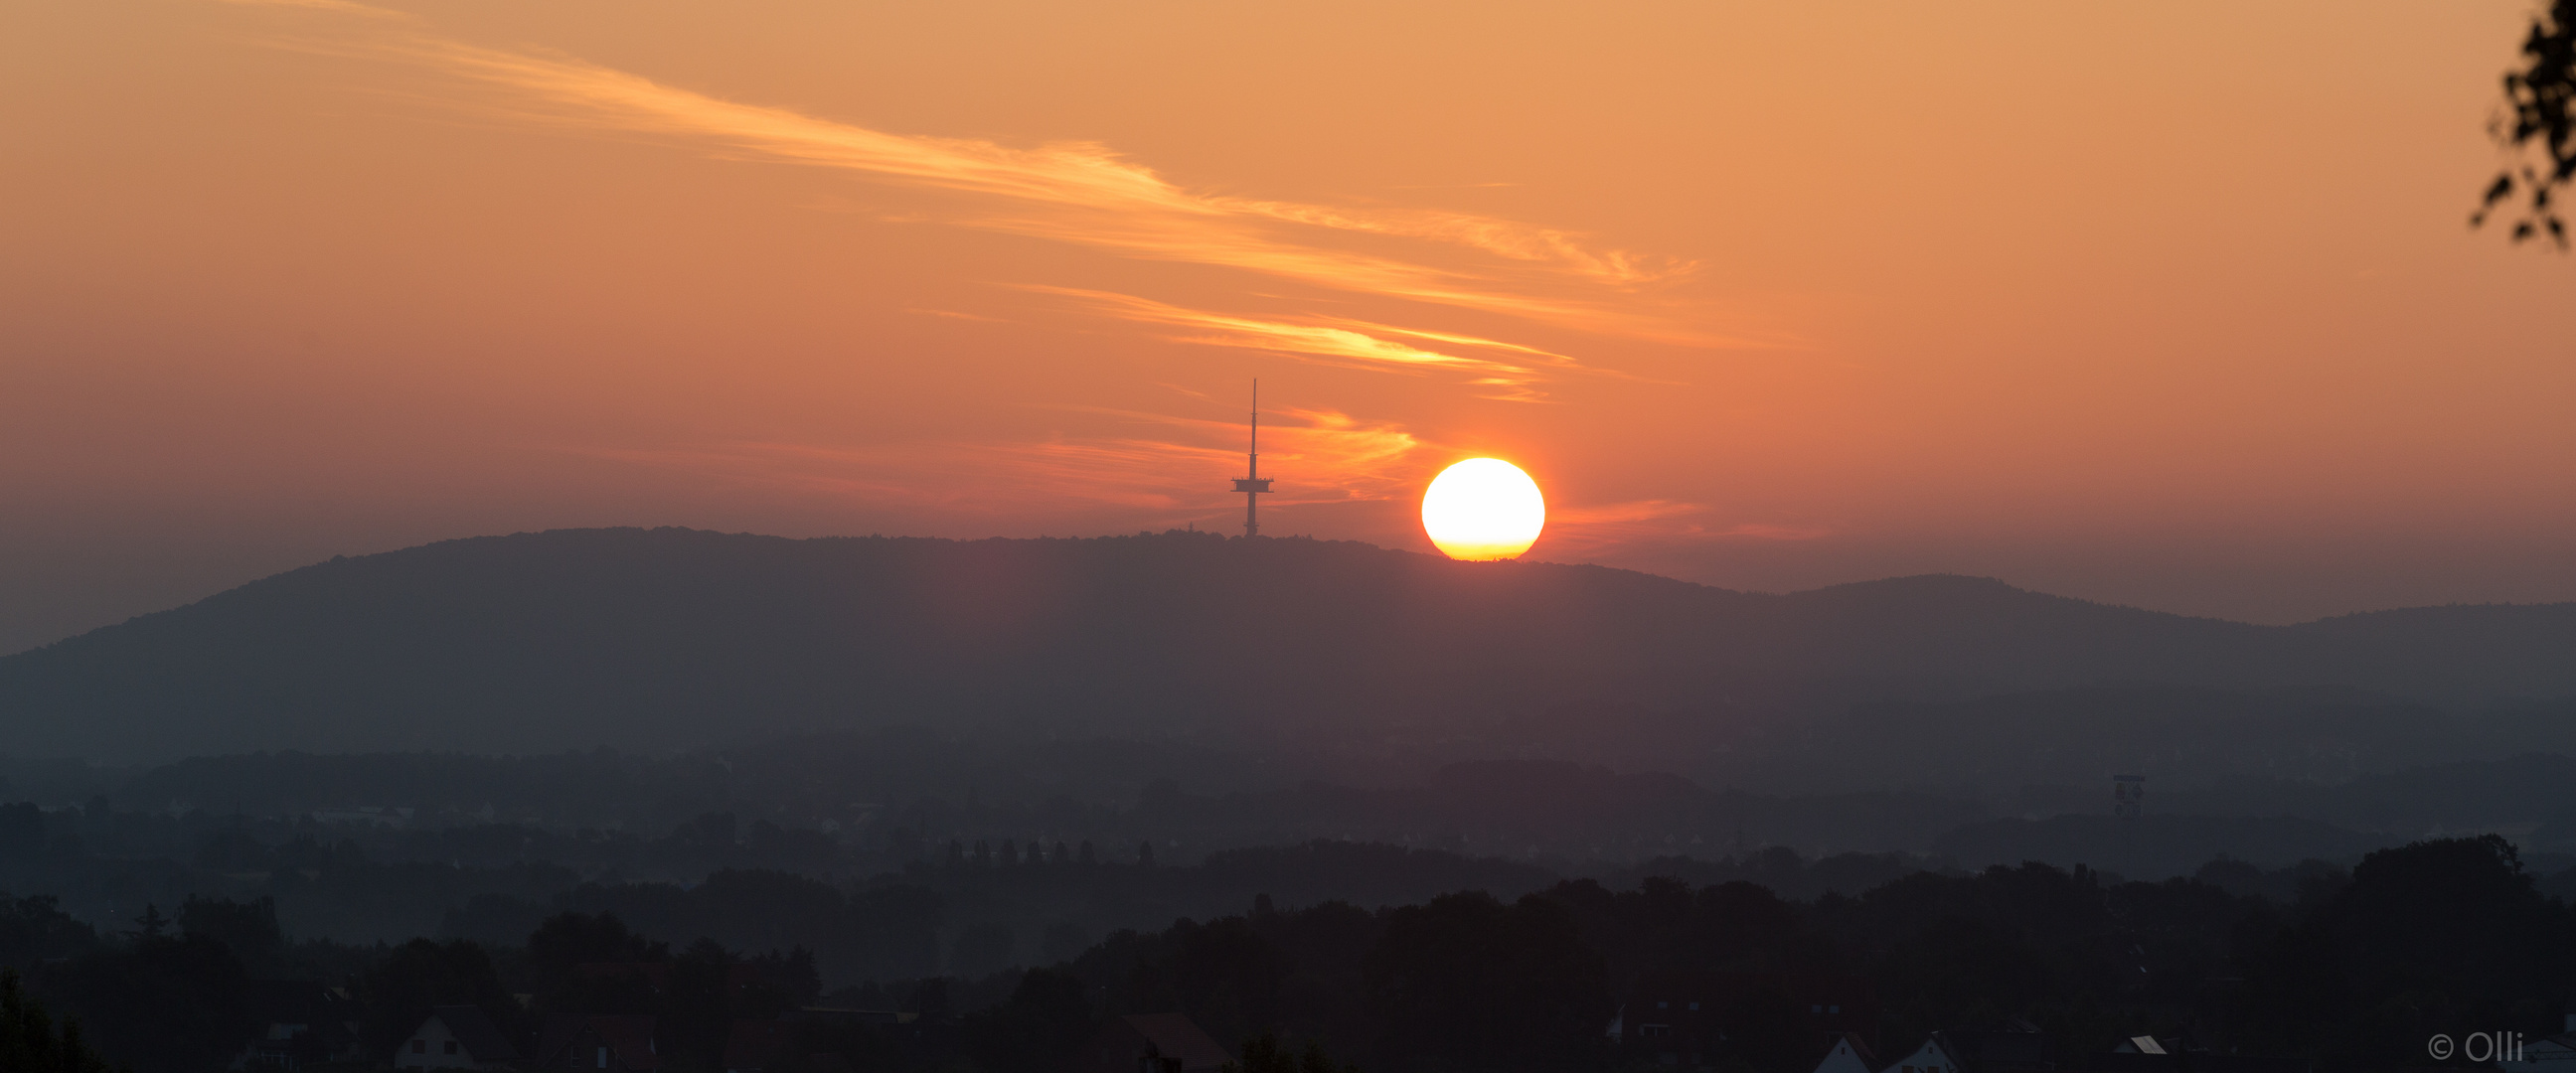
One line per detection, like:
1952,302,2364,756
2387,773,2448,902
1421,458,1546,561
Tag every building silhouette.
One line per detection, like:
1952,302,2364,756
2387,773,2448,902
1231,381,1272,536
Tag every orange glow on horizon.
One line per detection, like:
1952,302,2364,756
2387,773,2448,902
0,0,2571,653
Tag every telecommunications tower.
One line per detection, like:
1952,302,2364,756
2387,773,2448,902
1231,381,1272,536
2113,774,2146,819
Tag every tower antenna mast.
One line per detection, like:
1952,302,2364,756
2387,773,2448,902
1231,380,1272,537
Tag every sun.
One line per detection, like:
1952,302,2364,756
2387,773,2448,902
1421,458,1546,560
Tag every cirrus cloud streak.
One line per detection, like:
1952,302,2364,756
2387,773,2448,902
565,405,1430,526
1016,286,1573,401
235,0,1727,344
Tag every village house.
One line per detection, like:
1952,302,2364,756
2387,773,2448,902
1852,1023,2307,1073
1611,969,1879,1066
231,980,362,1070
1880,1033,1970,1073
393,1005,520,1071
1812,1032,1879,1073
536,1013,661,1071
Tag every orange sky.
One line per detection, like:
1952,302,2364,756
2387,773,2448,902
3,0,2572,653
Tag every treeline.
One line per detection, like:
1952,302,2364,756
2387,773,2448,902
29,725,2576,881
0,969,116,1073
0,743,2006,873
960,834,2574,1073
4,835,2568,1073
439,840,1561,982
5,784,1587,954
19,773,2576,993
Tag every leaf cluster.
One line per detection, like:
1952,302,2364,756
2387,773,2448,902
2477,0,2576,246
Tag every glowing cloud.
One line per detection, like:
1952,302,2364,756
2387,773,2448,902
568,405,1430,525
1534,500,1831,558
217,0,416,19
240,1,1721,343
1020,287,1571,400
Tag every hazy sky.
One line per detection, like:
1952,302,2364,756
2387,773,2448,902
4,0,2572,654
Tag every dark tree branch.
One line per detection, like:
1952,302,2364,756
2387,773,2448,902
2474,0,2576,248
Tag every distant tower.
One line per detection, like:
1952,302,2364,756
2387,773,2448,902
1231,380,1273,537
2113,774,2146,819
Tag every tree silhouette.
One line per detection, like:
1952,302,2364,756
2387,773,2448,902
1363,891,1613,1073
2476,0,2576,246
38,932,253,1073
176,896,283,971
1224,1031,1363,1073
0,969,117,1073
963,967,1096,1073
357,939,518,1060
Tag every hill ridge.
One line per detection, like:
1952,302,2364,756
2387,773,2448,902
1,527,2569,761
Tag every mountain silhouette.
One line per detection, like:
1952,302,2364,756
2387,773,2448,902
0,527,2569,761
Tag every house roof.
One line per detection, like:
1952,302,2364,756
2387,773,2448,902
539,1013,661,1071
1122,1013,1232,1072
600,1015,662,1069
424,1005,522,1063
2497,1036,2576,1073
1896,1033,1969,1073
1811,1031,1880,1073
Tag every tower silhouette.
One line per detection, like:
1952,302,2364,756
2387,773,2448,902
2114,774,2145,819
1231,380,1272,537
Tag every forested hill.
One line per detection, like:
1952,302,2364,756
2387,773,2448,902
0,527,2570,760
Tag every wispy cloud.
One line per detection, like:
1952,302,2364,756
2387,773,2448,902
218,0,416,20
1703,522,1832,540
904,306,1007,323
1549,499,1709,528
567,406,1429,522
239,3,1725,343
1536,500,1830,557
1018,286,1570,401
